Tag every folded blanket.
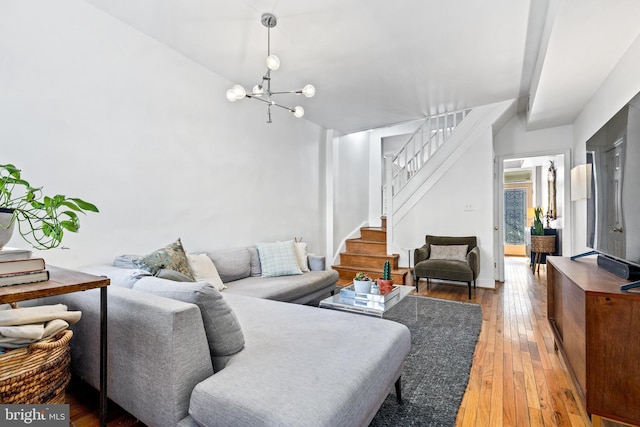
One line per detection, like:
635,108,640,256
0,304,81,326
0,304,81,349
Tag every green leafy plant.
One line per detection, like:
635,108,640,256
532,207,544,236
382,260,391,281
0,163,99,250
354,272,371,281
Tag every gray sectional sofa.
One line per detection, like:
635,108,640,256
34,246,412,427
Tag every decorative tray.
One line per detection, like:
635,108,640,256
339,284,401,303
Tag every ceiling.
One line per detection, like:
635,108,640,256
85,0,640,134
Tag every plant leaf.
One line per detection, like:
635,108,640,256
69,198,99,212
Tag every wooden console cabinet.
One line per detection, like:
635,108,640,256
547,256,640,426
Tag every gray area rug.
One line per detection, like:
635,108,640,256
369,295,482,427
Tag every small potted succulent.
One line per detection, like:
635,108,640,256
377,260,394,295
0,163,99,250
353,272,372,294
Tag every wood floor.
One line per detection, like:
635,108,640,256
67,256,613,426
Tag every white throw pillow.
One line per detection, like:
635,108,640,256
293,241,310,272
187,253,226,291
429,244,468,261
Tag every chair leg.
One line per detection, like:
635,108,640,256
395,376,403,404
415,277,420,293
468,282,471,299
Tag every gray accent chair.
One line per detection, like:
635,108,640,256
414,235,480,299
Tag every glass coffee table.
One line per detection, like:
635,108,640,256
319,284,414,317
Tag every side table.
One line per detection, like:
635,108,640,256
401,247,415,283
0,266,109,427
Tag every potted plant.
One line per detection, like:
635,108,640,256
532,207,544,236
530,206,555,272
0,163,99,250
377,260,394,295
353,272,372,294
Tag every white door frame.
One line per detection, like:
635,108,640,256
494,149,572,282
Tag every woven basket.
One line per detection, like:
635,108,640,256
0,330,73,404
531,235,556,253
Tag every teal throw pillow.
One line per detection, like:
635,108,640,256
256,241,303,278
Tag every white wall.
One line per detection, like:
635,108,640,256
0,0,326,267
494,114,573,156
392,127,496,288
332,131,370,261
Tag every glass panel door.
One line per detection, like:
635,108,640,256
504,188,527,256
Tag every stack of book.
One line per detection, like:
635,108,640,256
0,248,49,287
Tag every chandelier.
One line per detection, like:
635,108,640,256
225,13,316,123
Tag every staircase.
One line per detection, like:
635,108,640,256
332,217,410,286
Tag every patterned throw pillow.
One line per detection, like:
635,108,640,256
155,269,194,282
256,241,303,278
135,238,194,280
429,244,469,261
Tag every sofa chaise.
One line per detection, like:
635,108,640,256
32,243,411,427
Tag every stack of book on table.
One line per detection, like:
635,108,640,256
0,247,49,287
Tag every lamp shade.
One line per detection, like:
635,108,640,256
571,164,592,201
301,84,316,97
252,85,264,96
266,55,280,71
293,106,304,118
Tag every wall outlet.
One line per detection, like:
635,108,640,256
464,203,474,211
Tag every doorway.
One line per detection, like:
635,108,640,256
494,150,570,282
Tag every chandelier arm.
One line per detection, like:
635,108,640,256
245,95,295,112
270,90,304,95
271,102,296,112
245,95,293,111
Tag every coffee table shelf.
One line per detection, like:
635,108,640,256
320,285,414,317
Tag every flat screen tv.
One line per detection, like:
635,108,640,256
586,91,640,278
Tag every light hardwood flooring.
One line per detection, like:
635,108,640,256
68,256,620,426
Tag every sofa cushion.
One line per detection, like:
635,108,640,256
78,264,151,288
133,278,244,359
429,244,468,261
207,248,251,283
135,238,194,280
416,259,474,282
187,253,226,291
189,293,411,427
256,241,302,278
113,254,143,269
223,270,337,303
247,247,262,277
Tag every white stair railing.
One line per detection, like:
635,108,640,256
391,109,471,196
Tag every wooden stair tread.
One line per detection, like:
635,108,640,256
333,264,411,272
339,252,399,258
332,220,409,285
347,238,386,243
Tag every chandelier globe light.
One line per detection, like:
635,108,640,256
225,12,315,123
